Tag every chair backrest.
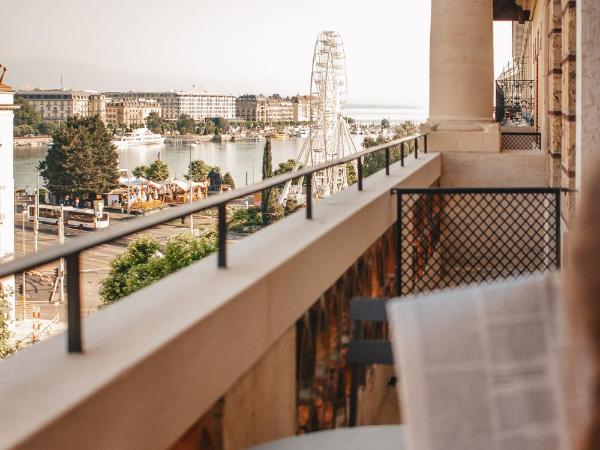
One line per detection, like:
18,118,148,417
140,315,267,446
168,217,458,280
347,298,393,365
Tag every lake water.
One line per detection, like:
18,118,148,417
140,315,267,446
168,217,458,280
14,107,427,190
14,138,306,191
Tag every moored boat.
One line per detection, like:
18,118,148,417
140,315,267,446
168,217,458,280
112,128,165,148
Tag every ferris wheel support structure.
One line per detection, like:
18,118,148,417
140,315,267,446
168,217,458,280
279,31,359,204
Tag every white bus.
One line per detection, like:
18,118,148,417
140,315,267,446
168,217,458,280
27,205,110,230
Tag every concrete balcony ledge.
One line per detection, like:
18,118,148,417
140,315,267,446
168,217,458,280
0,154,441,450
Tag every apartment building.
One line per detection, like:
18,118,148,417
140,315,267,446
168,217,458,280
15,89,107,123
104,91,236,121
292,95,314,122
105,98,162,127
236,94,297,122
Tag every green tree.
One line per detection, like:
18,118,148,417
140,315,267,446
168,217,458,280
100,232,218,306
361,121,419,177
223,172,235,189
37,121,58,136
14,97,41,131
176,114,196,135
381,118,390,128
203,120,216,135
185,160,211,182
145,160,170,182
208,166,223,191
213,117,230,134
229,207,262,232
38,115,119,200
14,124,36,137
393,120,419,139
274,159,296,176
146,112,164,133
0,285,14,359
261,138,281,226
346,162,357,185
132,165,149,179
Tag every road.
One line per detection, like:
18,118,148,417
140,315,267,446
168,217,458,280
13,207,225,321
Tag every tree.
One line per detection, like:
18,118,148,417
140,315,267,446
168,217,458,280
361,121,419,177
393,120,419,139
274,159,296,176
185,160,211,182
346,117,355,125
146,112,164,133
132,165,149,179
99,232,218,307
223,172,235,189
261,138,280,226
176,114,196,135
38,115,119,200
0,285,14,359
381,118,390,129
145,160,170,182
14,97,41,131
14,124,36,137
203,120,216,135
346,162,357,185
213,117,230,134
229,207,262,232
208,166,224,191
37,121,58,136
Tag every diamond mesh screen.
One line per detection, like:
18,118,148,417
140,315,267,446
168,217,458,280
501,133,542,151
395,188,560,296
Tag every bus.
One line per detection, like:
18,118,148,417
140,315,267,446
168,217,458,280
27,205,110,230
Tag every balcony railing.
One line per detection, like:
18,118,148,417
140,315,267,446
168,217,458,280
500,131,542,151
0,133,428,354
393,187,561,296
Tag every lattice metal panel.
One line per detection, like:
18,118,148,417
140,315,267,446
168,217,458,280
394,188,560,296
501,132,542,151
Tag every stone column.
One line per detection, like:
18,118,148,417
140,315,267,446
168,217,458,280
0,79,17,332
425,0,500,152
576,0,600,197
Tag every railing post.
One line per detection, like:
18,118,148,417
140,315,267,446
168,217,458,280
357,157,363,191
385,148,390,175
424,135,428,154
400,142,405,167
415,137,419,159
306,173,313,220
396,192,402,297
218,203,227,268
66,253,82,353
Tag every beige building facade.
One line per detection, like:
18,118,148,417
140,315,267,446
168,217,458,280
508,0,577,223
15,89,107,124
292,95,313,122
105,98,162,127
236,94,301,122
105,91,236,121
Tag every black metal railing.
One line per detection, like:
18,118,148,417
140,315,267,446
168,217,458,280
501,132,542,151
0,133,429,353
495,79,535,126
393,187,561,297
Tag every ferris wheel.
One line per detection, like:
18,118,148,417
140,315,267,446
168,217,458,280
279,31,358,202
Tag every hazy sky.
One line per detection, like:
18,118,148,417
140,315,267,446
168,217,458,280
2,0,512,108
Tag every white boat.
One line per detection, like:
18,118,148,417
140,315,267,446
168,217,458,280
112,128,165,148
247,134,265,142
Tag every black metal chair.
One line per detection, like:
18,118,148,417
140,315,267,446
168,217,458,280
347,297,394,427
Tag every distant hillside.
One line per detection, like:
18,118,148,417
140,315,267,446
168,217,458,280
2,57,202,92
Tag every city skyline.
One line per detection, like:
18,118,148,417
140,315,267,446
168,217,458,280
2,0,512,108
